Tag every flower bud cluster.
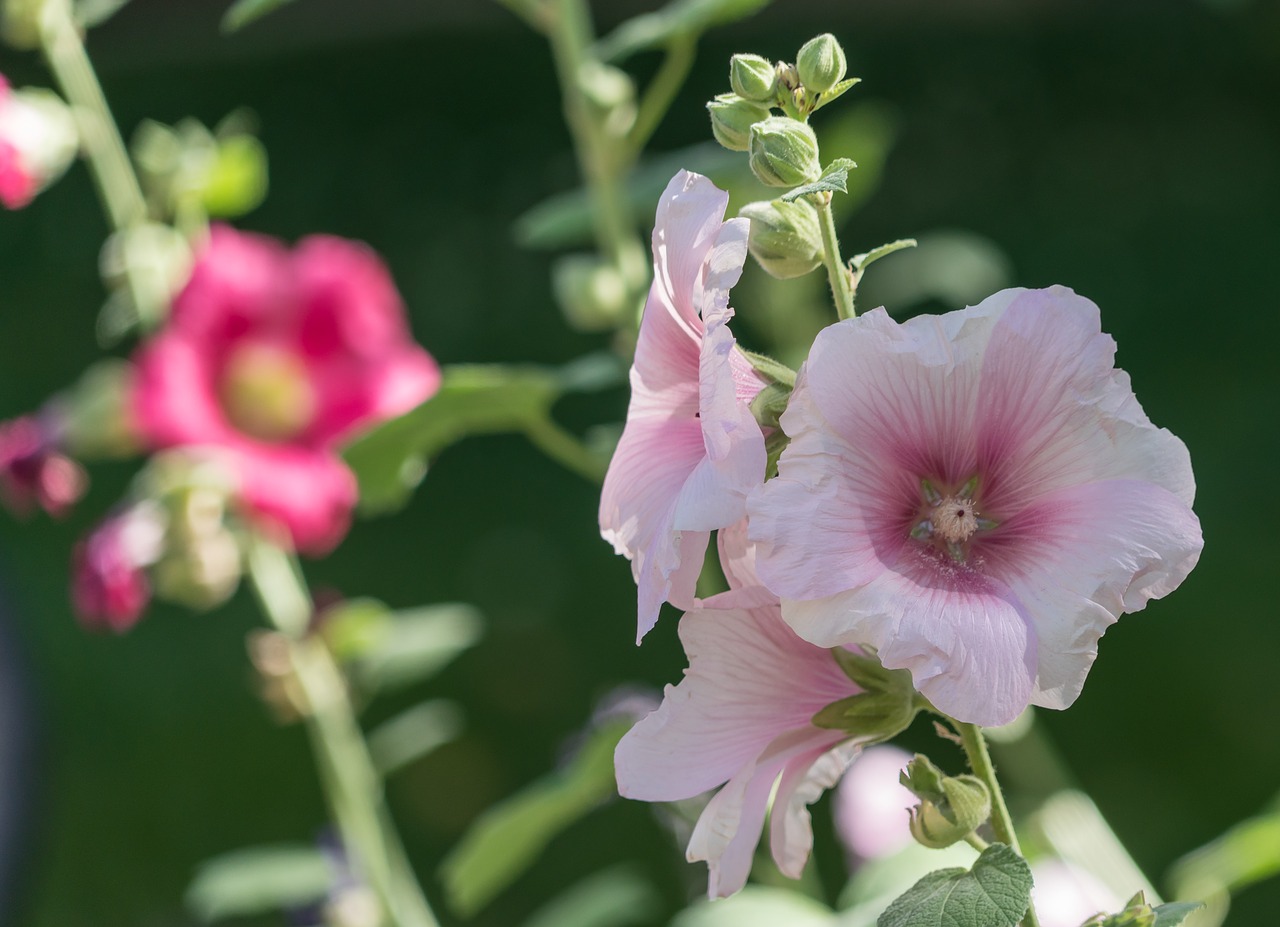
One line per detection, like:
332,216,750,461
899,754,992,849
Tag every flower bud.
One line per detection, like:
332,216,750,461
72,505,165,633
0,79,77,209
707,93,769,153
739,198,823,278
1,0,42,49
796,33,847,94
49,360,142,459
748,116,820,188
0,414,87,518
900,754,992,849
552,254,630,331
729,53,776,103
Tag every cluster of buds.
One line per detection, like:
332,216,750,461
707,35,855,278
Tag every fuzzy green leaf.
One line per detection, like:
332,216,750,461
852,238,918,272
1151,902,1205,927
781,158,858,202
877,844,1032,927
594,0,772,62
185,845,330,921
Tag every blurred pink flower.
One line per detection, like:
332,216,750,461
72,505,164,632
833,744,916,862
614,596,861,897
599,171,766,641
748,287,1202,726
132,225,440,554
0,75,76,209
0,415,86,517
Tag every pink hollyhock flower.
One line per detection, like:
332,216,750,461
132,225,440,554
748,287,1203,727
0,415,87,517
615,596,863,897
832,744,917,862
72,505,165,632
0,75,77,209
599,171,767,641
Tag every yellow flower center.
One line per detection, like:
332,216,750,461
219,343,316,443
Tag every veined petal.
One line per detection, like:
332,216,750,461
770,739,861,879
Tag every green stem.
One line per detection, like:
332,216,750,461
246,538,439,927
525,417,607,484
956,721,1041,927
625,35,695,161
544,0,647,318
816,196,855,320
37,0,160,328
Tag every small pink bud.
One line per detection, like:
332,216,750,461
71,507,164,633
0,415,87,518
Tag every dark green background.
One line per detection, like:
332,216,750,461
1,1,1277,924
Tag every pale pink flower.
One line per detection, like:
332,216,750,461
0,75,76,209
833,744,916,862
599,171,767,641
748,287,1202,726
72,505,164,632
614,596,862,897
0,414,87,517
132,225,440,554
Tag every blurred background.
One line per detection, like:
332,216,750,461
1,0,1278,924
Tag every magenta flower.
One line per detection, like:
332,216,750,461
0,415,86,517
748,287,1202,726
72,506,164,632
599,171,767,641
132,225,440,554
0,75,76,210
615,596,862,897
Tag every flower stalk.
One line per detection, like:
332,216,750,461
246,536,439,927
36,0,160,326
815,195,855,319
955,720,1041,927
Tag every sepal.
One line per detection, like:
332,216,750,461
899,755,991,849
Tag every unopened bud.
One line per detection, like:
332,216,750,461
552,254,629,331
729,53,776,103
748,116,820,188
51,360,141,459
579,61,636,137
739,198,823,278
0,81,77,208
707,93,769,152
796,33,847,94
776,61,800,93
1,0,43,50
901,754,991,849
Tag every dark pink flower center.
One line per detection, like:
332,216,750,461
218,343,317,443
909,477,996,564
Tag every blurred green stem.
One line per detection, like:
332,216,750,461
37,0,159,327
817,197,855,320
626,35,695,159
247,537,439,927
525,417,607,483
544,0,648,317
955,721,1041,927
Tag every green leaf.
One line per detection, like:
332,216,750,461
673,886,835,927
522,866,660,927
441,719,630,916
354,603,483,694
344,363,589,515
185,845,331,921
368,700,464,777
594,0,772,62
75,0,134,27
877,844,1032,927
810,77,863,115
852,238,918,272
1151,902,1205,927
1170,802,1280,898
781,159,858,203
221,0,297,31
739,348,796,388
514,143,739,250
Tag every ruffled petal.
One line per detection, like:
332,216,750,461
769,739,861,878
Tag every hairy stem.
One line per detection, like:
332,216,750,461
247,538,439,927
816,196,855,320
956,721,1041,927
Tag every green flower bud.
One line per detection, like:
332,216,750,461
729,53,776,103
796,33,847,94
739,198,823,279
552,254,630,332
1,0,43,49
900,755,992,849
707,93,770,152
748,116,821,188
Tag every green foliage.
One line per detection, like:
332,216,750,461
852,239,918,273
75,0,135,27
899,755,991,850
1079,892,1204,927
344,358,619,514
594,0,772,62
521,866,661,927
333,601,484,695
201,134,269,217
367,699,464,777
1169,798,1280,900
782,158,858,203
876,844,1032,927
221,0,298,31
441,719,631,917
673,886,835,927
185,845,331,922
